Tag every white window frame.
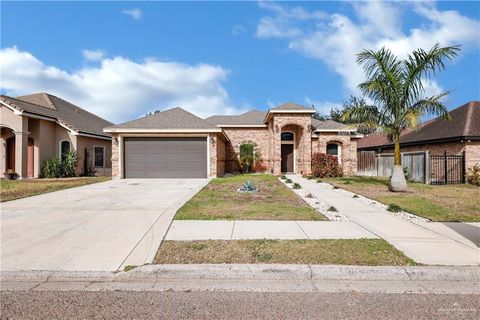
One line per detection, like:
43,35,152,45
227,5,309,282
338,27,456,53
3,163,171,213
59,140,71,159
326,142,342,164
280,131,296,173
93,145,106,168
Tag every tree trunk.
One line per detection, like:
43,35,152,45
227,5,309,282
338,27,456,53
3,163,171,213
390,138,407,192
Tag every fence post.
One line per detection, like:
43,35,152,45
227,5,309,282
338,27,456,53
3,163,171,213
444,150,448,184
425,151,430,184
462,150,466,183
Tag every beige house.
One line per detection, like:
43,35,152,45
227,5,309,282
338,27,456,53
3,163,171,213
104,102,362,179
0,93,113,179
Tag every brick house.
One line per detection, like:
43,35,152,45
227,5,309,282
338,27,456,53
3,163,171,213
1,93,113,178
357,101,480,171
104,102,362,178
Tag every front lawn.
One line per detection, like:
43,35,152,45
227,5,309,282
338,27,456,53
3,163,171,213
175,174,325,220
321,176,480,222
0,177,111,202
154,239,415,265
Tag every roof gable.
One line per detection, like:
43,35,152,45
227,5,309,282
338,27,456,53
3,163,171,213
108,107,218,130
205,110,267,126
270,102,314,111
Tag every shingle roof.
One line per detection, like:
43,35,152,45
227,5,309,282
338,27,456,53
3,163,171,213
270,102,315,111
107,107,218,130
205,110,267,126
357,101,480,149
311,118,350,131
1,93,112,137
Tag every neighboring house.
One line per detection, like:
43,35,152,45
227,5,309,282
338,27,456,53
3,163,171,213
357,101,480,171
104,102,362,179
0,93,113,179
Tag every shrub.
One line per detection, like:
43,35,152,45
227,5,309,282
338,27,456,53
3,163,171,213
353,194,359,198
311,153,343,178
316,180,322,183
285,178,293,183
281,175,287,180
305,193,313,198
252,161,268,173
239,142,260,173
41,157,62,178
327,206,338,212
292,183,301,189
61,149,79,177
387,203,402,212
466,164,480,186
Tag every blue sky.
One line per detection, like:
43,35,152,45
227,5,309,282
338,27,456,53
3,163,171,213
1,1,479,123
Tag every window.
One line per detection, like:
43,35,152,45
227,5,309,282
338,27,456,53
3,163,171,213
94,146,105,167
60,140,71,161
326,143,341,163
281,132,294,141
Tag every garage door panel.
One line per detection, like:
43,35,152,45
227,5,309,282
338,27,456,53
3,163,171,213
124,137,207,178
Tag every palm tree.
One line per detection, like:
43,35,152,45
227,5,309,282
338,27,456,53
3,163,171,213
343,43,459,191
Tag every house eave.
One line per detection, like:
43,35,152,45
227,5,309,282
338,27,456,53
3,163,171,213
358,135,480,151
103,128,224,134
263,109,316,123
216,124,268,128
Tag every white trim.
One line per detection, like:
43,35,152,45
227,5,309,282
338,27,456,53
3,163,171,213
119,136,124,179
103,128,223,133
0,101,21,114
280,131,296,173
314,129,357,133
326,142,342,164
269,109,316,114
59,140,72,158
93,145,106,168
216,124,267,128
77,132,112,140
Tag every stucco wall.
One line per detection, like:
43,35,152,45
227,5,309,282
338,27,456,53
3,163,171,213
76,136,112,176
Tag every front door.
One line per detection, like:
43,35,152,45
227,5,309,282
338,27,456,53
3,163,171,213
6,137,15,172
281,144,294,173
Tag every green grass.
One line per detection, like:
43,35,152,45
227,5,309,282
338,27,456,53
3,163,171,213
322,176,480,222
175,174,325,221
0,177,111,202
155,239,416,266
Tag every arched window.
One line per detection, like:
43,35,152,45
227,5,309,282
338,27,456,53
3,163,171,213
281,132,294,141
60,140,71,161
326,143,341,163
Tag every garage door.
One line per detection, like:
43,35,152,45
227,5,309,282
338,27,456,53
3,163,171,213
124,137,208,178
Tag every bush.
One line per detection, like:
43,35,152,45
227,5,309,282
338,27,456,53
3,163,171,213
281,175,287,180
311,153,343,178
41,157,62,178
292,183,301,189
41,149,79,178
285,178,293,183
327,206,338,212
252,161,268,173
466,164,480,186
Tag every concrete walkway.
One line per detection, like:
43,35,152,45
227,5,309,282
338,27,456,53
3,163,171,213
166,220,377,240
287,175,480,266
1,179,208,272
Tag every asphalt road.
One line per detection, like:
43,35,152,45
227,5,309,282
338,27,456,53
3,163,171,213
1,291,478,320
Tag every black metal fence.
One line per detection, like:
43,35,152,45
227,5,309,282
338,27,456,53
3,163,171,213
429,151,465,185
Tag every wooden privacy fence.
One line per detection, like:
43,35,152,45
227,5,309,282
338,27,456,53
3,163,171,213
357,151,466,184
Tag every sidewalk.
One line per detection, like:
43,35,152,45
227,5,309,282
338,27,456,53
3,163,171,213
287,175,480,266
166,220,377,240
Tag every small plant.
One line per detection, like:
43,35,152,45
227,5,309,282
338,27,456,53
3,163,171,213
61,149,79,177
316,180,322,183
41,157,62,178
353,194,359,199
343,180,352,185
327,206,338,212
292,182,301,189
123,265,137,272
307,176,314,180
285,178,293,183
190,243,208,251
333,186,339,189
305,193,313,198
387,203,402,212
466,164,480,186
237,180,259,192
281,175,287,180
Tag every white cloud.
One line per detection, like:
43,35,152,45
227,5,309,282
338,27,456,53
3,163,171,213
122,8,142,20
257,1,480,95
0,46,242,123
305,97,341,115
422,79,445,99
82,49,106,61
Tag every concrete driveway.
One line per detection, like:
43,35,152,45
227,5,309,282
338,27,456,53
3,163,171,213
1,179,207,272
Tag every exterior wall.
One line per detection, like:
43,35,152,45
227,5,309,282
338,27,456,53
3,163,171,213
379,140,480,171
313,133,358,175
271,113,312,176
222,127,270,173
76,136,112,176
216,133,226,177
111,134,120,178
